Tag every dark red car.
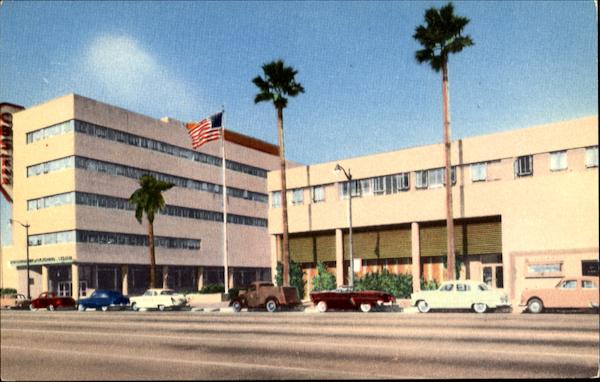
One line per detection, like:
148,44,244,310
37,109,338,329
30,292,76,311
310,286,396,313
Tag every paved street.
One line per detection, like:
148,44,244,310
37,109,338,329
1,309,598,380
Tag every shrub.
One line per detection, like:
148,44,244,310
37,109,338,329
0,288,17,296
199,284,225,294
311,263,336,292
420,279,439,290
354,270,413,299
275,261,306,300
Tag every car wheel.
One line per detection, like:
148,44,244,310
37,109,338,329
527,298,544,314
360,303,372,313
101,305,109,312
29,304,36,311
473,303,488,314
131,302,139,312
158,304,165,312
265,299,277,313
47,304,55,312
417,300,431,313
232,300,242,313
316,300,328,313
78,304,85,312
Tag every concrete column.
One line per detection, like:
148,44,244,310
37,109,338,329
121,265,129,296
270,235,280,283
41,265,49,292
335,229,344,287
71,263,79,300
228,268,234,290
196,267,204,291
411,222,421,293
162,266,169,289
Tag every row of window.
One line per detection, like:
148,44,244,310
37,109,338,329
27,191,268,228
25,119,268,178
28,230,201,250
26,156,268,203
270,146,599,208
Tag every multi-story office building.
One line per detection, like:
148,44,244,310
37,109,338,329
1,94,282,299
267,116,598,302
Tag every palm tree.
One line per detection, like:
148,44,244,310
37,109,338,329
252,59,304,286
129,174,174,288
413,2,473,281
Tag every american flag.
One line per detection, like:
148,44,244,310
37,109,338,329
186,112,223,149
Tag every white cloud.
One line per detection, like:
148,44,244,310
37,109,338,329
80,34,201,120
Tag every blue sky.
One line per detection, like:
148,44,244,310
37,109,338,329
0,1,598,243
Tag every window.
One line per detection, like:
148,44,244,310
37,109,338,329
373,177,385,195
271,191,281,208
515,155,533,177
526,262,563,278
292,189,304,205
585,146,598,168
549,151,567,171
559,280,577,289
456,283,470,292
340,180,361,199
415,171,428,189
439,283,454,291
312,185,325,203
360,179,372,196
392,173,410,192
582,280,598,289
428,168,444,188
471,162,487,182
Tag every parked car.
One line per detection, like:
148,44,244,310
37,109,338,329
0,293,31,310
77,290,130,312
229,281,301,313
30,292,76,311
410,280,510,313
310,286,396,313
129,289,187,311
520,276,599,313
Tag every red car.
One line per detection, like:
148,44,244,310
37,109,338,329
310,286,396,313
30,292,76,311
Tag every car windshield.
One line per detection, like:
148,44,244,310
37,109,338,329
160,290,174,295
560,280,577,289
143,291,154,296
478,284,490,291
439,284,454,292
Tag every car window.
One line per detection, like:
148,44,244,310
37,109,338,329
98,293,108,298
248,285,256,292
582,280,598,289
439,284,454,292
560,280,577,289
478,284,489,291
144,291,153,296
456,284,470,292
160,290,174,295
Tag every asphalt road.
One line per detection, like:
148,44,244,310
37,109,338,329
1,309,598,380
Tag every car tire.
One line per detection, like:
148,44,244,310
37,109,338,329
316,300,328,313
360,303,372,313
232,300,243,313
265,299,277,313
78,304,85,312
473,303,487,314
29,304,36,311
47,304,55,312
527,298,544,314
417,300,431,313
101,305,109,312
158,304,165,312
131,302,139,312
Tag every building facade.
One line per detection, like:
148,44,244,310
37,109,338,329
267,116,599,302
1,94,282,299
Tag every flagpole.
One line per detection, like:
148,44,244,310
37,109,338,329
221,108,229,293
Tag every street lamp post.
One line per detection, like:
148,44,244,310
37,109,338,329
9,219,30,299
334,164,354,287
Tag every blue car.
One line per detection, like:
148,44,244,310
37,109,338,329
77,290,130,312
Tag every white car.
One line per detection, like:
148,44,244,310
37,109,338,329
410,280,511,313
129,289,187,311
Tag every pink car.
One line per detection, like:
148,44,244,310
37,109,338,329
520,276,599,313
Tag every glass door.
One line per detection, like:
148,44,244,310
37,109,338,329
483,265,503,289
58,281,72,297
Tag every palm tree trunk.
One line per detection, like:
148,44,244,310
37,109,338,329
442,62,456,281
148,220,156,288
277,106,290,287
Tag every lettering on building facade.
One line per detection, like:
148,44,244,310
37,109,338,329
0,103,24,202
